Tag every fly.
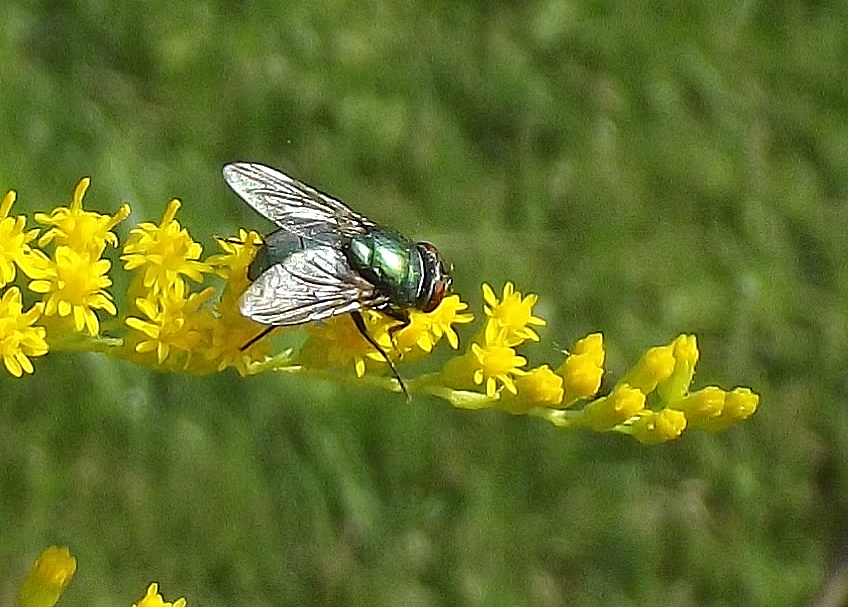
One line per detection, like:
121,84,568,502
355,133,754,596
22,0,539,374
222,162,452,398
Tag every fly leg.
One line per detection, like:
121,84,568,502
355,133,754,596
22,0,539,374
240,325,278,351
351,310,410,401
381,307,410,345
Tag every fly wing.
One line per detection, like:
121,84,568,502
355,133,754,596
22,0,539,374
223,162,374,240
239,245,389,325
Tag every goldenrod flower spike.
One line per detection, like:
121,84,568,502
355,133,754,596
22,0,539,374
17,546,76,607
132,583,187,607
0,176,762,443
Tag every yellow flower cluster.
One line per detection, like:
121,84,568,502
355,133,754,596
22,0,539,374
430,283,757,443
0,180,270,375
538,334,759,443
298,294,473,379
0,176,759,443
16,546,185,607
121,201,268,374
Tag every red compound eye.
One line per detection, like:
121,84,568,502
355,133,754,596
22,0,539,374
416,242,451,312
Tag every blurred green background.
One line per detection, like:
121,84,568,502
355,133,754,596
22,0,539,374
2,1,847,605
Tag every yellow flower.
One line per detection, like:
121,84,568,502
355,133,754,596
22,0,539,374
628,408,688,444
715,387,759,426
418,294,474,349
579,384,646,431
482,282,546,345
380,310,433,355
122,199,212,295
557,332,605,406
670,386,726,422
684,387,759,432
28,246,116,336
0,287,47,377
1,175,764,442
0,190,46,286
17,546,76,607
501,364,563,412
469,322,528,397
126,283,216,367
34,177,130,256
359,298,472,377
572,332,605,365
657,334,699,403
207,229,263,282
618,343,676,394
132,583,186,607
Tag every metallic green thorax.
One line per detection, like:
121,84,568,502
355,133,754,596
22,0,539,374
345,230,422,307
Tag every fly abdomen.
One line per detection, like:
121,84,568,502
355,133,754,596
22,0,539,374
248,230,308,281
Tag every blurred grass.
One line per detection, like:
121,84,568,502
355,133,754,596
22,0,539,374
1,0,847,605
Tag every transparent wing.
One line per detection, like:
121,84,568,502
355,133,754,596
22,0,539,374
239,245,389,325
223,162,374,240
